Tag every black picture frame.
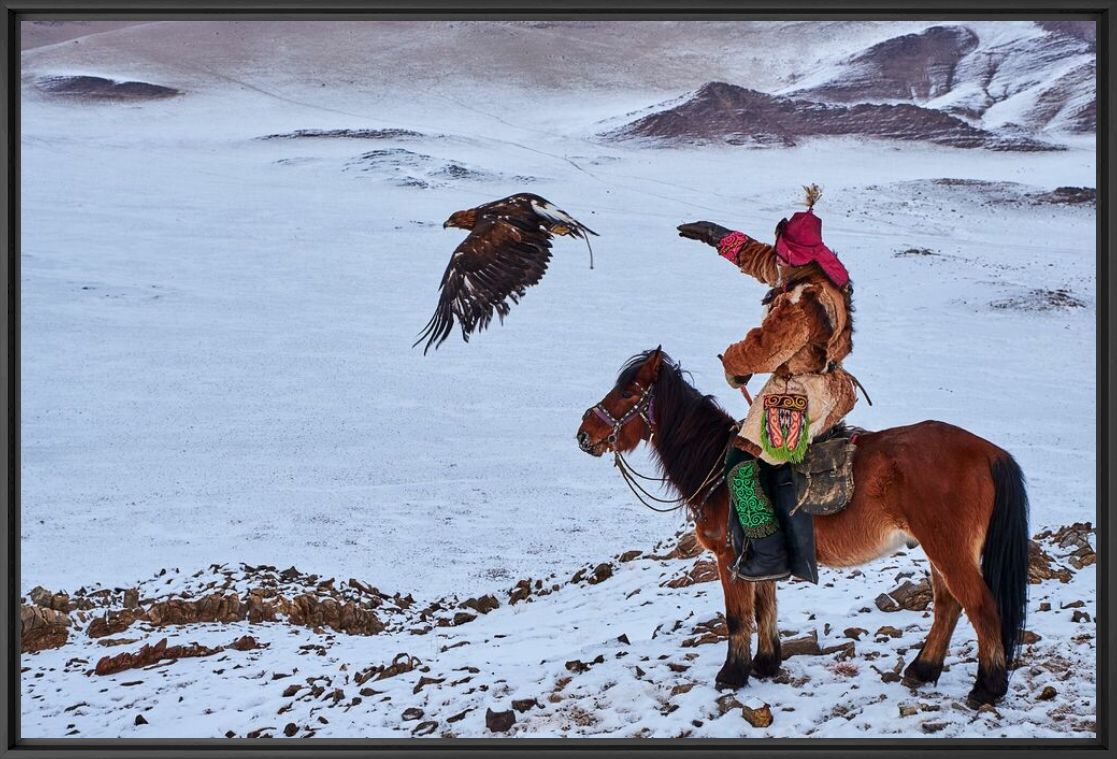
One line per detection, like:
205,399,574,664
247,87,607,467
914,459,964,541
2,2,1112,757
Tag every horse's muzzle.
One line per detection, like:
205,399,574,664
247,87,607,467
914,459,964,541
576,430,602,456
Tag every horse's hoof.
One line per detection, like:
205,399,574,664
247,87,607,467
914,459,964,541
902,658,942,686
715,662,750,690
966,690,1000,709
752,653,781,679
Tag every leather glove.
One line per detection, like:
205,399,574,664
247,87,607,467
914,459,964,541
724,371,752,390
677,221,732,248
717,354,751,389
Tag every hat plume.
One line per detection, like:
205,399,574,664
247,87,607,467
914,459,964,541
803,183,822,209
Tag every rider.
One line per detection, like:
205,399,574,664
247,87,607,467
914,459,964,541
677,184,858,581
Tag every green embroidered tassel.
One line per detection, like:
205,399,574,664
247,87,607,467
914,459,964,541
728,459,778,539
760,408,811,464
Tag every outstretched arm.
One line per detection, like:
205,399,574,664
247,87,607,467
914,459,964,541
678,222,781,286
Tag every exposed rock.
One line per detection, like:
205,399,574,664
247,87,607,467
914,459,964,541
716,694,743,716
664,559,718,588
618,550,643,562
94,637,224,675
452,612,477,626
875,578,933,612
412,721,438,736
843,627,869,640
1037,686,1057,701
1027,541,1073,584
781,631,821,659
512,698,538,712
21,604,71,653
922,721,948,734
741,703,774,728
1072,610,1091,623
461,594,499,615
485,708,515,733
259,128,424,141
134,714,148,726
822,641,856,661
123,589,140,610
587,563,614,585
401,707,424,721
899,704,918,717
283,723,298,737
876,626,903,639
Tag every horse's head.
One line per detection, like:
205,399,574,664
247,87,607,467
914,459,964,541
576,347,665,457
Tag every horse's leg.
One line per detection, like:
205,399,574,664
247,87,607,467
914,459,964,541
752,580,781,678
714,551,755,688
902,566,961,686
919,546,1007,706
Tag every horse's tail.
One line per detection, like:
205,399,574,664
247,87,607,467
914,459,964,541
981,452,1030,669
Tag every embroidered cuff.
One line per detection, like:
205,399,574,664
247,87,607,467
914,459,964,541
717,231,749,264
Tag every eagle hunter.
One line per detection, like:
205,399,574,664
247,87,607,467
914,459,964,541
414,193,598,354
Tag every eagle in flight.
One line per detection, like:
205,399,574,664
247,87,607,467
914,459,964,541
414,193,598,354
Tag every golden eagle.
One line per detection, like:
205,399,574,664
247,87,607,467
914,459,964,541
414,193,598,353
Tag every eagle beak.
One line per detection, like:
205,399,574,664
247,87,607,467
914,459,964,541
443,220,451,229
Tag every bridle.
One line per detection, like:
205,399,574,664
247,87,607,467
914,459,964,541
587,380,726,514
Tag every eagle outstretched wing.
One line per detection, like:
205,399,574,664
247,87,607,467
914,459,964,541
414,194,598,353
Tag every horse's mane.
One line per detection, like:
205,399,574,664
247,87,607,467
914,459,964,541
615,350,737,501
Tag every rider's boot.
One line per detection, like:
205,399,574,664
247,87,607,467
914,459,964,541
725,450,790,582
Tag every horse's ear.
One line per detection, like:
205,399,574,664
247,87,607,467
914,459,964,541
638,346,664,383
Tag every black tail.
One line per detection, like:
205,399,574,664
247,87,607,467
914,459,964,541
981,453,1030,669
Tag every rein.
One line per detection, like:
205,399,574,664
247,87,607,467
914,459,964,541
591,383,728,514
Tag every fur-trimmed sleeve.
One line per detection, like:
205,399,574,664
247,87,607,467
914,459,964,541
721,292,817,375
717,233,781,286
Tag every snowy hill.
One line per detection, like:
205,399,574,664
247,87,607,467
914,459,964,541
19,19,1095,739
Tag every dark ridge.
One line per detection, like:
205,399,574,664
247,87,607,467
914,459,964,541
258,128,424,140
36,75,179,101
797,25,979,103
609,81,1057,152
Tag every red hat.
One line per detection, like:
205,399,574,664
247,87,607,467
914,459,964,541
774,187,849,288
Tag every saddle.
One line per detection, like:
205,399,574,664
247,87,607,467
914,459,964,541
789,424,866,516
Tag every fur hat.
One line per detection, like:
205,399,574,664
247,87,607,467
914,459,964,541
774,184,850,288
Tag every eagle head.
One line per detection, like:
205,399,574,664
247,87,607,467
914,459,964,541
443,210,475,230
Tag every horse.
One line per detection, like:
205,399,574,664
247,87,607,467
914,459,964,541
575,347,1029,707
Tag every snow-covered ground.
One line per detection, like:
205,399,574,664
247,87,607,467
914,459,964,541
19,20,1095,739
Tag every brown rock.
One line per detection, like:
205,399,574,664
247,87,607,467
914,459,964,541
447,709,472,723
94,638,222,675
512,698,538,712
876,579,933,612
1037,686,1057,701
452,612,477,626
822,641,856,660
1072,610,1091,623
1027,541,1073,584
461,595,499,615
401,707,424,721
411,720,438,736
899,704,918,717
123,589,140,610
781,631,821,659
741,703,773,728
717,694,743,715
412,676,444,694
876,626,903,639
134,714,148,726
921,721,947,734
87,609,138,638
21,604,71,653
281,684,301,698
1019,630,1042,645
664,559,719,588
229,635,265,651
588,563,614,585
618,550,642,562
283,723,298,737
485,708,515,733
843,627,869,640
508,580,532,605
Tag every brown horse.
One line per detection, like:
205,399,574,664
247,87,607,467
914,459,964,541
575,348,1029,707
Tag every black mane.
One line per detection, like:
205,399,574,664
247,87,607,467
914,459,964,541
615,350,737,502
